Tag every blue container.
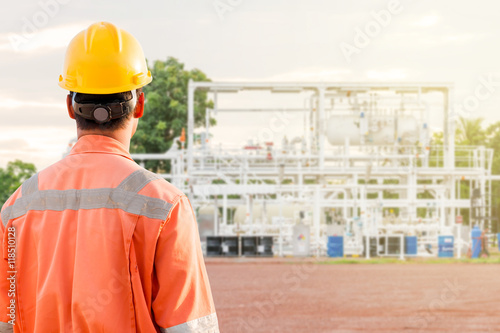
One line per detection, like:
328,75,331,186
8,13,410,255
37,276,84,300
471,226,482,258
405,236,417,255
327,236,343,257
497,233,500,251
438,236,454,258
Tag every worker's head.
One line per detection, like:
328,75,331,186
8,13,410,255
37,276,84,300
59,22,152,134
66,87,144,132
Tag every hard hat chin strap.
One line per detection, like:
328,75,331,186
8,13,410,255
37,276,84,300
72,89,137,124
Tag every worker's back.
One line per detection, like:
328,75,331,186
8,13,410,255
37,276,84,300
0,135,217,332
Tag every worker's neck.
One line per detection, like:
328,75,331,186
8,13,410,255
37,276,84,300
77,128,131,151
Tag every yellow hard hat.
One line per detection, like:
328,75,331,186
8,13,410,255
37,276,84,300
58,22,152,94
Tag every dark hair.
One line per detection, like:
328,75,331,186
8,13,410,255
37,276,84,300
71,88,142,131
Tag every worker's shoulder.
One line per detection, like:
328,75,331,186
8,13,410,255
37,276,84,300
0,185,22,213
0,172,35,221
133,168,185,204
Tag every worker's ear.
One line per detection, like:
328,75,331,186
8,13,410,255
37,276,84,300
66,94,75,119
134,92,145,119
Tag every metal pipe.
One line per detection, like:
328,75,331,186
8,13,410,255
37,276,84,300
187,80,195,174
318,87,326,170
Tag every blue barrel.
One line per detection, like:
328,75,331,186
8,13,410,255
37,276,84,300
497,233,500,251
438,236,454,258
405,236,417,255
327,236,343,257
471,226,482,258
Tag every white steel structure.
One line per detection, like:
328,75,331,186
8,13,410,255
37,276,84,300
131,81,495,257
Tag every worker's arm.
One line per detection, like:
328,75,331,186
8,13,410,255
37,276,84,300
152,195,219,333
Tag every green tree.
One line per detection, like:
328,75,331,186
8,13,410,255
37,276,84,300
431,118,487,168
0,160,37,207
486,121,500,175
429,132,444,167
456,117,486,145
454,118,485,168
431,131,443,145
131,57,215,172
486,121,500,231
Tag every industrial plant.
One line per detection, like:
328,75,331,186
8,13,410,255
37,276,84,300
132,81,497,259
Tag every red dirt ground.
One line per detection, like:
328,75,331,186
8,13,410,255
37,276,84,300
205,259,500,332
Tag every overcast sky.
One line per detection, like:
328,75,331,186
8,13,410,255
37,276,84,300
1,0,500,169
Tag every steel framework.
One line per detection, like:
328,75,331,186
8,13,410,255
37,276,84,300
132,81,496,257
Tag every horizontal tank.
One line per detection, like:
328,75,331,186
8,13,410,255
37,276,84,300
233,204,326,225
326,116,364,145
327,114,420,145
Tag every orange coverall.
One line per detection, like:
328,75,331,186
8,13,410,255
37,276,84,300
0,135,218,332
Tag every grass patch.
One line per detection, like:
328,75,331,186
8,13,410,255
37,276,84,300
314,256,500,264
317,258,405,264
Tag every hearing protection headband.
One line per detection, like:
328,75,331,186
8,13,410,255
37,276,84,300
72,90,137,124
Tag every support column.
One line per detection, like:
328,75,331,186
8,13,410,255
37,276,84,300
444,86,456,170
318,87,326,170
278,192,284,257
439,191,446,232
187,80,195,174
222,194,228,225
399,234,404,260
213,196,218,236
314,187,321,257
449,175,456,228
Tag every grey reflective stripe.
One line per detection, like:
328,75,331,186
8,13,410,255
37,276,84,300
22,173,39,197
1,207,12,226
0,321,13,333
160,313,220,333
1,170,173,226
118,168,163,193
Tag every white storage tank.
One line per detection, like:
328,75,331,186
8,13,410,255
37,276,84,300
326,116,365,145
233,204,326,224
326,114,420,145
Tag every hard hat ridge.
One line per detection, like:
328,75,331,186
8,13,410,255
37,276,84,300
84,22,122,54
